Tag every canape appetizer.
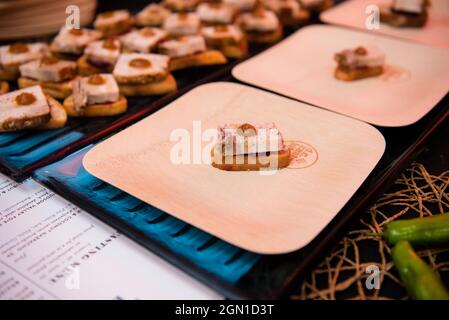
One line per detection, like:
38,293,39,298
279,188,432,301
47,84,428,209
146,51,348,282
163,12,201,36
334,46,385,81
50,27,102,60
162,0,201,12
0,85,67,132
113,53,177,96
201,25,248,59
158,35,227,71
63,74,127,117
0,81,9,94
136,3,171,27
19,56,78,99
237,7,282,43
78,39,121,76
380,0,430,28
223,0,257,12
93,10,135,37
121,27,169,53
196,2,237,25
298,0,333,13
263,0,310,26
211,123,290,171
0,42,48,81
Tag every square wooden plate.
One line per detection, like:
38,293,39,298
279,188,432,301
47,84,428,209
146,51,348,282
83,82,385,254
320,0,449,49
232,25,449,127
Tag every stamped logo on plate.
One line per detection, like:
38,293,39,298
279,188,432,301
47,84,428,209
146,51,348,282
285,140,319,169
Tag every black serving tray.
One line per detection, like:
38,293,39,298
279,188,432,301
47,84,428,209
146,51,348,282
33,70,449,298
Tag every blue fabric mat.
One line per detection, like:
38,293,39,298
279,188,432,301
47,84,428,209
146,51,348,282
34,145,260,284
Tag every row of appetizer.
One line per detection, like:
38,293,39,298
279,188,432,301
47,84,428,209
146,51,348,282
0,0,334,133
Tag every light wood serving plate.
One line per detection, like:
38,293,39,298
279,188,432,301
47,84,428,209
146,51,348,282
232,25,449,127
320,0,449,49
83,82,385,254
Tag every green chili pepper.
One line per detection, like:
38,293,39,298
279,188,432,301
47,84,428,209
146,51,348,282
391,240,449,300
383,213,449,246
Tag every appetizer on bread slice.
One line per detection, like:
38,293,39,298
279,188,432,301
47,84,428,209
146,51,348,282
158,35,227,71
223,0,257,12
136,4,171,27
64,74,127,117
94,10,135,37
380,0,430,28
237,7,283,43
162,0,201,12
0,42,48,81
334,46,386,81
211,123,290,171
298,0,333,13
0,85,66,132
121,27,169,53
19,56,78,99
78,39,121,76
263,0,311,26
113,53,177,96
50,27,102,60
196,2,237,25
201,25,248,59
163,12,201,36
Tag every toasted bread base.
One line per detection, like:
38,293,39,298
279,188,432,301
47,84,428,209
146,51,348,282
211,148,291,171
39,95,68,129
77,55,114,76
279,9,311,27
63,95,128,117
334,66,384,81
302,0,333,13
380,7,427,28
244,25,283,44
18,76,76,100
169,50,228,71
49,43,82,61
118,74,177,96
95,17,135,37
206,39,248,59
136,17,164,28
0,81,9,94
0,67,19,81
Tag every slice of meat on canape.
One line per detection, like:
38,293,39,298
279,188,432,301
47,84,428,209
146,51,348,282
158,35,227,71
163,12,201,37
380,0,430,28
0,85,66,132
64,74,127,117
334,46,386,81
112,53,177,97
202,25,248,59
196,2,237,26
120,27,169,53
50,27,102,61
93,10,135,37
136,3,171,27
78,39,121,76
211,122,291,171
19,56,78,99
237,6,283,43
0,42,48,81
